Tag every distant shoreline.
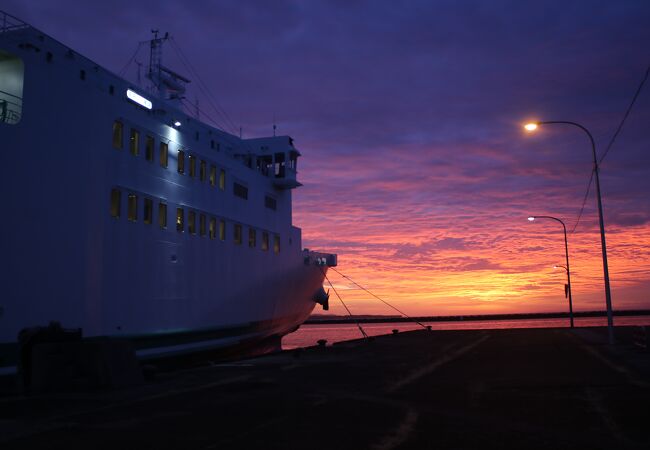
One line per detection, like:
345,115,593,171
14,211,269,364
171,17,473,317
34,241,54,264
305,309,650,324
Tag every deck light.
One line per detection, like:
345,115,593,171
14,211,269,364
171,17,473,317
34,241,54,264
173,120,182,127
126,89,153,110
524,123,538,131
527,216,535,221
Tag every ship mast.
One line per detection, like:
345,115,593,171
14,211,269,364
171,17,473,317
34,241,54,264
146,30,190,105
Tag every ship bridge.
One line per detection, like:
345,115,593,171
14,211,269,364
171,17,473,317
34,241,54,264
239,135,302,190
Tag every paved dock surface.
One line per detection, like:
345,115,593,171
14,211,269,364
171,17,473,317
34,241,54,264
1,327,649,449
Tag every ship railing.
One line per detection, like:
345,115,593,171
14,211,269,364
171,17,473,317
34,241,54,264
0,10,28,33
0,89,22,124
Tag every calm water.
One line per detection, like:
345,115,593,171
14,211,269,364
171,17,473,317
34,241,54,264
281,316,650,349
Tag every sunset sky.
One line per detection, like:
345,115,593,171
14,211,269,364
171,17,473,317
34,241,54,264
9,0,650,316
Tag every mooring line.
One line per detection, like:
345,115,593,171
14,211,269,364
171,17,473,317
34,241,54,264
321,267,369,339
331,267,429,331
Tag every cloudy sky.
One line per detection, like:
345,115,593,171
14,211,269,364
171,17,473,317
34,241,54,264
7,0,650,316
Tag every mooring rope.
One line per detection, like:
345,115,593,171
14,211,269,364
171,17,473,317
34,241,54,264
331,267,429,331
320,267,369,339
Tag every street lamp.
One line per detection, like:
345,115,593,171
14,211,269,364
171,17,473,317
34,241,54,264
528,215,574,328
524,121,614,344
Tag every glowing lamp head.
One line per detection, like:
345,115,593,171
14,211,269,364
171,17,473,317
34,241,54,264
527,216,535,221
173,120,182,127
524,123,538,132
553,265,559,269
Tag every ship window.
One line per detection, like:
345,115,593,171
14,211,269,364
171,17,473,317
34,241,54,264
274,235,280,253
188,211,196,234
112,121,123,149
233,182,248,200
159,202,167,228
160,142,169,168
80,69,86,80
219,219,225,241
209,165,216,186
209,218,216,239
143,198,153,224
127,193,137,222
178,150,185,174
199,214,206,236
210,140,215,150
219,169,225,190
249,228,256,248
234,224,242,245
189,155,196,178
0,50,24,125
265,196,277,211
130,129,139,156
109,85,114,95
262,232,269,251
200,160,206,181
110,188,121,218
176,208,184,232
145,135,154,162
275,153,285,178
289,151,298,170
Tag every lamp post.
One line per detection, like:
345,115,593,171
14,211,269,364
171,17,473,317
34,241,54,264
524,121,614,344
528,216,574,328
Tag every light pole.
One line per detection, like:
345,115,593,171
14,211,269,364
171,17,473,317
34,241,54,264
524,121,614,344
528,216,574,328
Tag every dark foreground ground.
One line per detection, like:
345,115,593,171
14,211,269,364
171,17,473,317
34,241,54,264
1,326,649,449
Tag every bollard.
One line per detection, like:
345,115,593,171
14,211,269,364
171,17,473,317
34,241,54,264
426,326,432,331
317,339,327,348
392,329,399,335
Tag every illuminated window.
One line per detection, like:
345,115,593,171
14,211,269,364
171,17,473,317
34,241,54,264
209,217,216,239
188,211,196,234
219,219,225,241
160,142,169,168
112,121,123,149
274,235,280,253
189,155,196,178
234,224,242,245
0,50,24,125
209,165,216,186
129,129,139,156
249,228,256,248
145,135,154,162
144,198,153,224
219,169,225,190
110,188,121,217
200,160,206,181
176,207,184,232
178,150,185,174
233,182,248,200
127,193,137,222
159,202,167,228
199,213,206,236
262,232,269,251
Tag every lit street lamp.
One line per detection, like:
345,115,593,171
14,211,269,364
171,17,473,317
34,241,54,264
528,216,574,328
524,121,614,344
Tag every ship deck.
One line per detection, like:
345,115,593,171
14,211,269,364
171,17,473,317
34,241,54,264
1,327,649,449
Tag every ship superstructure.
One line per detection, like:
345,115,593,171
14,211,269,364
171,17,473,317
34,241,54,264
0,11,334,372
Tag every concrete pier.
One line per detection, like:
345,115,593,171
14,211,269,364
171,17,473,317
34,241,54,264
1,327,649,449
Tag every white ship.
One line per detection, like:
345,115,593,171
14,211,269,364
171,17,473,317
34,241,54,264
0,11,334,373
